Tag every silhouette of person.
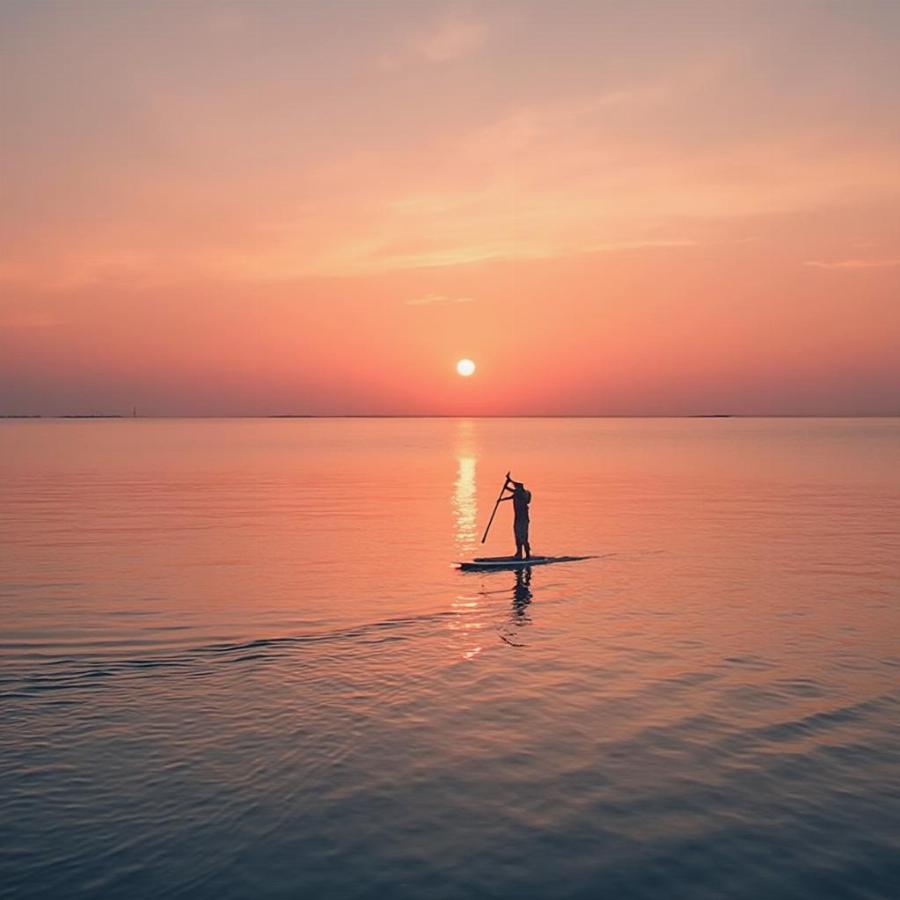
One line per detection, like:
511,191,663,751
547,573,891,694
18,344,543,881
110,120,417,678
500,477,532,559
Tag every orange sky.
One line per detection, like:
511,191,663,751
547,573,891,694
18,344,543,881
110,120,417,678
1,1,899,415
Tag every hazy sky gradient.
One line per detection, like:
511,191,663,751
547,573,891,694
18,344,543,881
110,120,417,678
2,0,899,415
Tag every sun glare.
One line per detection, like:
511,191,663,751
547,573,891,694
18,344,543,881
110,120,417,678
456,359,476,377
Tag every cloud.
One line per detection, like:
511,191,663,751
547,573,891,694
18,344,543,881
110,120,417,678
803,258,900,269
412,17,486,63
583,239,698,254
380,16,487,68
406,294,474,306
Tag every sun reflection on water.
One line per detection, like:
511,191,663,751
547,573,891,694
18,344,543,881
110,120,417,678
453,457,477,544
452,420,478,551
450,421,486,658
448,591,487,661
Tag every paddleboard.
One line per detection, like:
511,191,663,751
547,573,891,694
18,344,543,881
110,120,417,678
457,555,593,571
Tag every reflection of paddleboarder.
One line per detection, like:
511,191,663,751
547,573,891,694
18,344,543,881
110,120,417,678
512,567,533,619
500,568,533,646
500,477,532,559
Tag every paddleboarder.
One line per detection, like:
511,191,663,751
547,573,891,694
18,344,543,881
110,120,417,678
500,478,532,559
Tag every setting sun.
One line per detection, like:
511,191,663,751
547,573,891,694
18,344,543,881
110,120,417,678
456,359,476,377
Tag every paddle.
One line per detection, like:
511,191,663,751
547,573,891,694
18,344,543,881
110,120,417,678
481,471,511,544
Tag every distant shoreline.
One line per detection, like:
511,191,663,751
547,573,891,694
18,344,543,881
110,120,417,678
0,414,124,419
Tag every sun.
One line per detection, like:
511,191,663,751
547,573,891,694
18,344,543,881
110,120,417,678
456,358,476,377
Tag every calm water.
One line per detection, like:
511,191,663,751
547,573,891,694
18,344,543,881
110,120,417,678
1,418,899,899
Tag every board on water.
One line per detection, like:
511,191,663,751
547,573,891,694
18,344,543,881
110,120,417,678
457,555,593,572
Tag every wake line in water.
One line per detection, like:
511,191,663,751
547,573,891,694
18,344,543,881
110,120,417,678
0,609,459,699
197,610,456,655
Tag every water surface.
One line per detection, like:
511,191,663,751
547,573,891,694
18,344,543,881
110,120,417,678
1,418,899,898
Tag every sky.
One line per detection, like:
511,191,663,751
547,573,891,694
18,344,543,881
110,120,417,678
1,0,898,416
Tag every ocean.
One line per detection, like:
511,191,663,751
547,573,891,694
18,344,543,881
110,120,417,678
1,417,898,899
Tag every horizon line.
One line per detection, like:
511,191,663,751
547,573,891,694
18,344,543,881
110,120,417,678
2,413,899,421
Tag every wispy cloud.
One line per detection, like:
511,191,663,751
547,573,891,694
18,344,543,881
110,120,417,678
803,258,900,270
412,17,486,63
406,294,474,306
583,239,698,254
380,16,487,68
